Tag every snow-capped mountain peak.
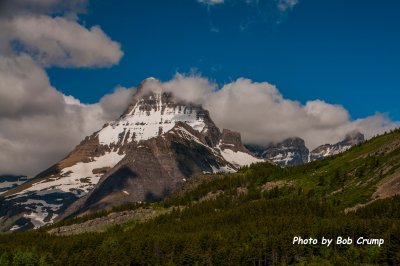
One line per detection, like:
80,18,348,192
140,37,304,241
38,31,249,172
246,137,309,167
0,78,262,231
97,90,208,146
310,131,364,161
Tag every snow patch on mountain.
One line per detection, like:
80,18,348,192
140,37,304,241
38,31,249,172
98,93,206,146
310,132,364,161
175,126,262,170
210,165,236,174
19,199,63,228
246,137,309,167
219,148,264,168
174,127,208,147
19,151,125,196
269,152,295,166
0,176,29,194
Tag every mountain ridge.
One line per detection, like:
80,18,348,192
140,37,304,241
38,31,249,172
246,131,365,167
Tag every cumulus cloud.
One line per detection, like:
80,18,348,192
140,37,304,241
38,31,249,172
98,87,135,120
197,0,225,5
1,16,123,67
196,0,300,10
0,55,134,176
0,0,123,67
141,74,399,150
136,75,216,104
0,0,127,176
277,0,299,11
206,79,397,149
196,0,299,12
0,54,63,119
163,74,217,103
0,54,134,176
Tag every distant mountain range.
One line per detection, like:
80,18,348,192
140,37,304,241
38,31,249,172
246,131,365,167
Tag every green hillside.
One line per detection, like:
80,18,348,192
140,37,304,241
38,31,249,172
1,129,400,265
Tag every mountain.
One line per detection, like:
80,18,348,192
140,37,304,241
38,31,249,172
246,132,365,166
246,137,309,166
0,175,29,194
0,78,262,231
310,131,365,161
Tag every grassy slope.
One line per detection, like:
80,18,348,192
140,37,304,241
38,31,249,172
165,128,400,211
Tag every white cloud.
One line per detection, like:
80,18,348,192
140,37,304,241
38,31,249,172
277,0,299,11
0,0,123,68
141,75,399,150
1,15,123,67
99,86,136,120
0,55,134,176
197,0,225,5
0,54,63,119
163,73,217,104
196,0,300,11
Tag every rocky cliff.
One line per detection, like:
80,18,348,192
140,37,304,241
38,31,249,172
246,137,309,166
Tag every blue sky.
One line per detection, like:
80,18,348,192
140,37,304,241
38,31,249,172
47,0,400,121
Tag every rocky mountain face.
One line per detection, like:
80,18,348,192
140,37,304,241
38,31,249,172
310,131,365,161
0,78,262,231
246,137,309,167
246,132,364,166
0,175,28,194
218,129,263,168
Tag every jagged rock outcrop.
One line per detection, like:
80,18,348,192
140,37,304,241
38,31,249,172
246,132,365,166
219,129,247,152
216,129,263,169
310,131,364,161
0,175,28,194
246,137,309,166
